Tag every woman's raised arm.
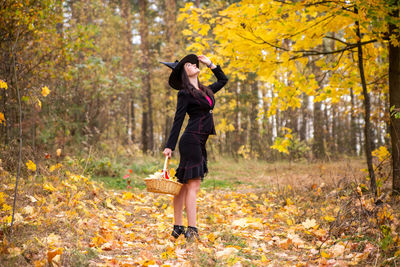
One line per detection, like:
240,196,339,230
208,65,228,94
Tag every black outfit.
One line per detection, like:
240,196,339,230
165,65,228,184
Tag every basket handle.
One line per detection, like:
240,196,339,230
163,155,170,172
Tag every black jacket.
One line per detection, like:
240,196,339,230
165,65,228,151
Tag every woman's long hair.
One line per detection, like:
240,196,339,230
180,68,214,101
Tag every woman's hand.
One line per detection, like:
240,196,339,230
198,55,212,66
163,148,172,158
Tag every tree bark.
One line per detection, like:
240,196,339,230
273,89,281,161
138,0,153,153
262,88,273,160
389,1,400,194
233,80,240,160
313,100,326,160
337,103,346,154
121,0,136,144
240,81,249,149
331,103,338,156
249,77,260,156
385,92,391,149
308,48,327,160
162,0,176,150
355,12,377,195
376,92,383,148
299,92,308,142
349,87,357,155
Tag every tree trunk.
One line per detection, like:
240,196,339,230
331,103,338,156
240,81,248,149
121,0,136,144
337,104,346,154
249,77,259,156
349,87,357,155
233,80,240,160
389,2,400,194
273,89,281,161
138,0,153,153
376,92,383,148
385,92,391,148
300,92,308,142
313,100,325,160
262,88,273,159
310,54,326,160
162,0,176,150
355,13,377,195
358,112,364,156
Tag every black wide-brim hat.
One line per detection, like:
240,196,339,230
160,54,199,90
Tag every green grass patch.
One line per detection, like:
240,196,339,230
62,248,98,266
89,155,365,192
201,178,245,189
220,230,247,248
90,155,167,190
91,176,129,190
92,176,244,191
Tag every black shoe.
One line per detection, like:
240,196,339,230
171,225,186,239
185,226,200,242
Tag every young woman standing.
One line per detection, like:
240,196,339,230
161,54,228,241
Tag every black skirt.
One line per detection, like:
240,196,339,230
175,131,209,184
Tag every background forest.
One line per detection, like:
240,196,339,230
0,0,399,266
0,0,397,186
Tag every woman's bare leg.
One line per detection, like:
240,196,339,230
173,184,187,225
185,178,201,227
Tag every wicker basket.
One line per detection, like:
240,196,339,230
144,156,183,196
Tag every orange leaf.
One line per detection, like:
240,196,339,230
47,248,63,263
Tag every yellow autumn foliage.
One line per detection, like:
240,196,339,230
0,80,7,90
26,160,37,171
179,0,389,118
372,146,390,162
0,112,5,125
41,86,50,97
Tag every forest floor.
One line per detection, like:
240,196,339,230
0,156,399,266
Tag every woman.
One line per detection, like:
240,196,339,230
161,54,228,241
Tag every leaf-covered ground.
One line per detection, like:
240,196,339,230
0,158,399,266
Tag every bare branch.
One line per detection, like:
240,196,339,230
283,14,337,39
234,32,290,51
367,73,389,86
324,35,350,45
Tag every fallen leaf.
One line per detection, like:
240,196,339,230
207,232,216,243
47,248,63,263
43,184,56,192
330,243,346,257
26,195,38,203
46,233,61,247
323,215,335,222
41,86,50,97
216,247,238,258
26,160,36,171
7,247,22,257
22,205,34,215
302,218,317,229
321,250,332,258
105,198,116,210
101,242,113,251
